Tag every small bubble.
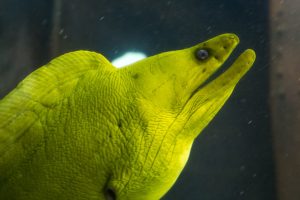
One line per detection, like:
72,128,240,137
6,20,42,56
240,98,247,103
277,88,285,99
41,19,48,25
99,16,105,21
240,165,246,171
248,120,253,125
240,191,245,196
264,114,269,118
59,29,64,35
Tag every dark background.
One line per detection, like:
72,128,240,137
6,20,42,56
0,0,275,199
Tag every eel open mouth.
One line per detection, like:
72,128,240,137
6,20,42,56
190,49,256,101
178,47,256,140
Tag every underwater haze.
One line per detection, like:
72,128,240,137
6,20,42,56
0,0,284,200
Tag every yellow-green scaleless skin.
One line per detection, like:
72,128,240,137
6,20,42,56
0,33,255,200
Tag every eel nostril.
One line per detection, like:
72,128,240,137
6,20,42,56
105,188,116,200
214,55,220,60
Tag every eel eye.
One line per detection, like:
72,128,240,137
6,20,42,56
195,49,209,61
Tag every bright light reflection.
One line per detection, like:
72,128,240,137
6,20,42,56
112,52,147,68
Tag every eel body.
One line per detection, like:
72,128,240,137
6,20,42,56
0,34,255,200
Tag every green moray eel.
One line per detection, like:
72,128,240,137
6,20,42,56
0,33,255,200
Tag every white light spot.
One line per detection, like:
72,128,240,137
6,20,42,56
112,52,147,68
